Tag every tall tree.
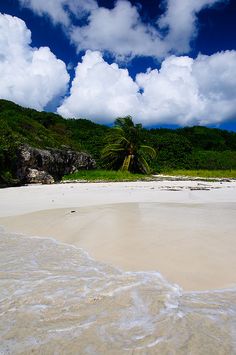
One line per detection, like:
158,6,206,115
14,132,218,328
102,116,156,174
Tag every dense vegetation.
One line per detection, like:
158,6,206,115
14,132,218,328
1,99,236,186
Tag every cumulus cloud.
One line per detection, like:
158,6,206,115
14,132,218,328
58,50,236,126
18,0,225,60
0,13,69,111
1,5,234,127
70,1,167,59
57,50,140,121
192,51,236,124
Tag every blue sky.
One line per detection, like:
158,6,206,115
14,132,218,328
0,0,236,130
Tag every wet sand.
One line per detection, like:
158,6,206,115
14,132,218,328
1,181,236,291
1,230,235,354
1,181,236,353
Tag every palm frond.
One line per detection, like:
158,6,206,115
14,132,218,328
136,155,150,174
115,116,134,129
102,116,156,174
140,145,156,159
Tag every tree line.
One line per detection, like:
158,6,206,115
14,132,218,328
1,99,236,185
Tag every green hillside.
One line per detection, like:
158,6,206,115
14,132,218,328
0,99,108,185
1,99,236,186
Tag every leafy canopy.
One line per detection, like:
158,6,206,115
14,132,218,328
101,116,156,174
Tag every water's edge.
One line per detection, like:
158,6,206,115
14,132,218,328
0,229,236,354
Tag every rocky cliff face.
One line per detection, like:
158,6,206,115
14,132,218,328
17,145,96,184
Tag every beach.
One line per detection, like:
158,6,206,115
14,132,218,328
0,180,236,290
1,180,236,353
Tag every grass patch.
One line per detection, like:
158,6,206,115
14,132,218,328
63,169,147,182
162,169,236,179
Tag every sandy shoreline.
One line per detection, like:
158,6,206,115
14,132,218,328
1,180,236,291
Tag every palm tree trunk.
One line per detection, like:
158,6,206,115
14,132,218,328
121,155,132,171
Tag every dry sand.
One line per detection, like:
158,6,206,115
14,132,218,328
1,180,236,291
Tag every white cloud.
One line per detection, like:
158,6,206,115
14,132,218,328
136,56,203,125
192,51,236,124
18,0,225,60
158,0,224,54
19,0,98,26
1,5,234,127
70,1,167,60
57,50,140,122
0,13,69,111
58,50,236,126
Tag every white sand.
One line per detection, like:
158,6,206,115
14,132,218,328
1,180,236,290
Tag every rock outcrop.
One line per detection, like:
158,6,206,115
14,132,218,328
25,169,55,184
17,145,96,184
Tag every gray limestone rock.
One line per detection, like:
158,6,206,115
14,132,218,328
26,169,55,184
17,145,96,184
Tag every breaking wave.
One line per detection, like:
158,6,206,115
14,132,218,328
0,229,235,354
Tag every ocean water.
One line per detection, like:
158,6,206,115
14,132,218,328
0,229,236,354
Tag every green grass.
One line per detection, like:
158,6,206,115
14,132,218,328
162,169,236,179
63,169,236,182
63,169,147,182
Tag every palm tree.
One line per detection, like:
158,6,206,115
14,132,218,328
101,116,156,174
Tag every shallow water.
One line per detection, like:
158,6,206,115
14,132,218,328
1,202,236,290
0,229,236,354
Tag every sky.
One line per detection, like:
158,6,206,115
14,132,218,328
0,0,236,131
